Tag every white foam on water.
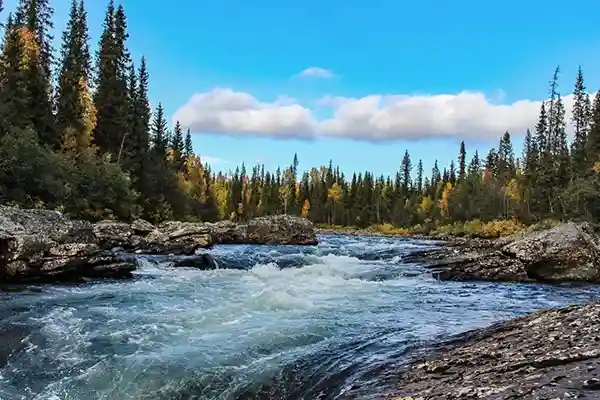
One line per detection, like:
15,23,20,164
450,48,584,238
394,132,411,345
1,236,598,399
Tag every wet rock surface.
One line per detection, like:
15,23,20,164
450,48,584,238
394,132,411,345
418,222,600,284
0,206,317,283
392,300,600,399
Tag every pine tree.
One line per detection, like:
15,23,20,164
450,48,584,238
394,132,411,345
497,131,514,183
401,150,411,192
571,66,590,175
12,0,56,148
14,0,53,80
416,159,423,194
56,0,93,154
151,102,168,156
171,120,184,167
0,13,30,134
553,94,570,186
458,141,466,181
184,128,193,158
92,0,130,158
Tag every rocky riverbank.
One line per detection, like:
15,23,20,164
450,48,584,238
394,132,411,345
391,299,600,399
321,221,600,285
0,206,317,283
419,222,600,284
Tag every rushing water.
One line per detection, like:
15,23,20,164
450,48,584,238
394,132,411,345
1,235,600,400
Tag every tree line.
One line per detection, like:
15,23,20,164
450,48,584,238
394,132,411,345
1,0,599,229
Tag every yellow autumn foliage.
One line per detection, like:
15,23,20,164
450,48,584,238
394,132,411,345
327,182,342,202
438,182,453,216
506,178,521,202
14,27,40,68
301,198,310,218
418,195,433,215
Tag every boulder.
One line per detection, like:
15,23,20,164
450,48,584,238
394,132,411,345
0,206,318,283
130,219,156,234
244,215,318,245
144,221,216,255
92,220,134,248
208,220,247,243
426,222,600,284
0,206,136,283
393,300,600,399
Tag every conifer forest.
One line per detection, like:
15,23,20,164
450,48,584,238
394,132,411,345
1,0,600,231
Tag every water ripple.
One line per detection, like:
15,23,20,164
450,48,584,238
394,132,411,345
0,235,599,399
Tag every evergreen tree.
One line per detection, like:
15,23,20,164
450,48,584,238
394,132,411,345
588,91,600,166
416,159,423,194
458,141,466,181
92,0,129,158
184,128,193,158
0,13,30,133
13,0,56,148
401,150,411,192
571,66,590,175
56,0,93,154
171,120,184,167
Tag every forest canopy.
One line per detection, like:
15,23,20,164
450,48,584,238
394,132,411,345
0,0,599,232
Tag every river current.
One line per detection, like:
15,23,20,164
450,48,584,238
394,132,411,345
1,234,600,399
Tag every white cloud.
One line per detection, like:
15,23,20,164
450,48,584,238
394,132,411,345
173,88,579,141
172,88,316,139
297,67,334,78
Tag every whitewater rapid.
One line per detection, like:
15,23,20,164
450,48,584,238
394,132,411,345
1,235,600,399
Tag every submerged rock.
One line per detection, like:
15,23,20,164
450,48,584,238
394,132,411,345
426,222,600,284
0,205,318,283
394,300,600,399
170,253,220,270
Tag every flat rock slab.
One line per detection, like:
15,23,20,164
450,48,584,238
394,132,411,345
392,301,600,399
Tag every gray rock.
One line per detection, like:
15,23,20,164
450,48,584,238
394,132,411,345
130,218,156,234
0,206,318,283
393,301,600,399
426,222,600,284
245,214,318,245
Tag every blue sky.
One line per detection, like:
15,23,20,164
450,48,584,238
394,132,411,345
4,0,600,177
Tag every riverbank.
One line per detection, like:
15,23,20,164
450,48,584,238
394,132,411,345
316,218,562,241
392,299,600,399
0,205,317,283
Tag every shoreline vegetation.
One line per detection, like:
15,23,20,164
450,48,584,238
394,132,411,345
1,1,600,238
316,218,562,240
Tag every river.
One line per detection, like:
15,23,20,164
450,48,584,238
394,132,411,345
1,234,600,399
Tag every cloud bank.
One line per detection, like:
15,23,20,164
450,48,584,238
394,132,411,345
172,88,578,141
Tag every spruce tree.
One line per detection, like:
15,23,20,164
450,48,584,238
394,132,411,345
92,0,130,157
0,13,30,133
571,66,590,175
13,0,56,148
171,120,184,167
56,0,93,153
497,131,514,183
401,150,411,192
458,141,466,181
184,128,193,158
416,159,423,194
14,0,53,80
